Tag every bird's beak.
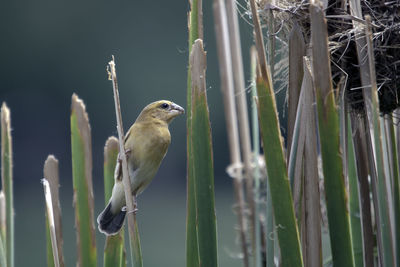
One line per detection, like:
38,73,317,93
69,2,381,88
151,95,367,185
172,103,185,114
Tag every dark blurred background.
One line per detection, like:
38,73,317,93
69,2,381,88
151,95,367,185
0,0,267,266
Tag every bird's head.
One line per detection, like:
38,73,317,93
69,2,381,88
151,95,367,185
136,100,185,124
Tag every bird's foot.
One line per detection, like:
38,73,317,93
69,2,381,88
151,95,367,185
117,149,132,163
121,206,138,214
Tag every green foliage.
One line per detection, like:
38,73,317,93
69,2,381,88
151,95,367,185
188,39,218,267
389,119,400,266
256,74,303,267
70,95,97,267
103,137,126,267
310,4,355,266
0,233,5,267
186,1,203,266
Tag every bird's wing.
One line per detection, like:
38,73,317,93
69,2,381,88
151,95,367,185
114,148,135,182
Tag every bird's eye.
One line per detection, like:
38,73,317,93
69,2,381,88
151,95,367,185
160,103,169,109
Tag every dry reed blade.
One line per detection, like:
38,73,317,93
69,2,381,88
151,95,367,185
42,178,60,267
43,155,64,267
1,103,13,267
363,16,396,266
347,115,364,267
349,112,374,267
287,24,305,161
301,57,322,267
289,86,305,218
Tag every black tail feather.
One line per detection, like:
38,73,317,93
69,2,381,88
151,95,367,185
97,202,126,235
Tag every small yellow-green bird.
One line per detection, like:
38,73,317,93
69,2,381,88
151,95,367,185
97,100,184,235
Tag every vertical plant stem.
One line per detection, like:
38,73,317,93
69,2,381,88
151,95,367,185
1,103,13,267
255,64,303,267
394,109,400,267
42,179,60,267
213,0,249,263
349,112,374,267
0,230,5,267
347,115,364,267
364,16,396,266
309,2,354,266
0,192,5,246
225,0,255,254
289,87,305,214
287,24,305,160
186,1,203,266
301,58,322,267
108,58,142,267
70,94,97,267
0,192,6,267
213,0,249,265
348,2,385,265
250,47,262,267
103,137,126,267
44,155,64,267
265,184,274,267
190,39,218,267
384,114,400,266
249,0,303,266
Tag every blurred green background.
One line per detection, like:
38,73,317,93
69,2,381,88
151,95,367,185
0,0,266,266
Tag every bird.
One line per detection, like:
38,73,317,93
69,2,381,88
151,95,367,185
97,100,184,235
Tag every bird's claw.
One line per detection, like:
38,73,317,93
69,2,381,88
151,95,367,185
121,206,139,214
118,149,132,163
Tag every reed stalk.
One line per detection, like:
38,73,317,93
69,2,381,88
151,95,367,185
213,0,249,265
108,58,142,267
287,24,305,161
225,0,254,256
301,57,322,267
1,103,13,267
363,16,396,266
250,46,262,267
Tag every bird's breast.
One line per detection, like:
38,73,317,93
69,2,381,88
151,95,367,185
126,124,171,194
